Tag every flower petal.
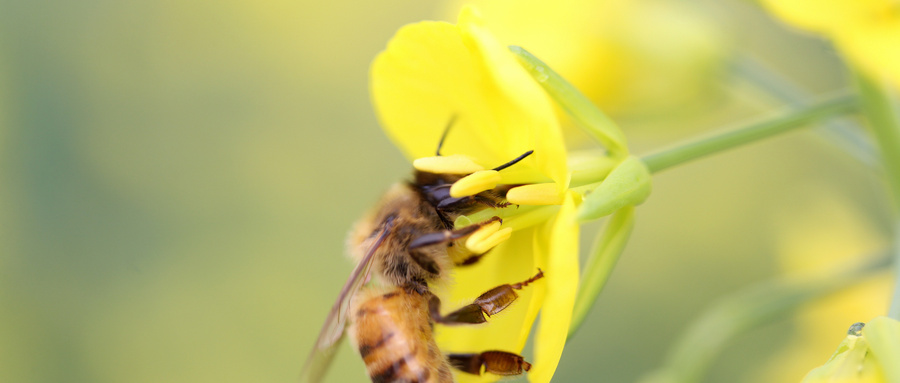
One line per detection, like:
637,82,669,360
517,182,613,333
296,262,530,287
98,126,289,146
371,7,568,187
835,17,900,90
458,7,569,189
530,192,579,383
759,0,900,89
433,227,543,383
864,316,900,382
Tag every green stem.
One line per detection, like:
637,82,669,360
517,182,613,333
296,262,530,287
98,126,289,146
891,225,900,320
855,74,900,213
733,54,877,166
640,94,860,174
854,73,900,319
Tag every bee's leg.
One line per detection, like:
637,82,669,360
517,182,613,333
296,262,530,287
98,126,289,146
407,216,501,250
455,253,486,266
446,351,531,376
437,194,511,211
428,269,544,325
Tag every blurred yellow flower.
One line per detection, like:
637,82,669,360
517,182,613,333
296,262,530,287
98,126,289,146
752,193,891,383
760,0,900,88
801,317,900,383
441,0,726,117
370,6,579,383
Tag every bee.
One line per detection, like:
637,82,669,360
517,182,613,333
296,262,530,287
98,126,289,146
300,122,545,383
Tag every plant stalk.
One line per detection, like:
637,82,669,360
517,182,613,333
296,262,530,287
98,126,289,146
855,73,900,319
641,94,859,174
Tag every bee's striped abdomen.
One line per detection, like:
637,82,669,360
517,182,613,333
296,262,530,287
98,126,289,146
351,289,453,383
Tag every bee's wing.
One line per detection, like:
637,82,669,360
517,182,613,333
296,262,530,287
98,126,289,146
299,217,395,383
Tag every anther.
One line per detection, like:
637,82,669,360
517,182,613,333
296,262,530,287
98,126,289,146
413,154,484,175
506,183,564,205
464,221,502,249
466,227,512,255
449,170,502,198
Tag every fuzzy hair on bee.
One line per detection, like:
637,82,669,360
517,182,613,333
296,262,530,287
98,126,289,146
349,287,454,383
347,182,457,293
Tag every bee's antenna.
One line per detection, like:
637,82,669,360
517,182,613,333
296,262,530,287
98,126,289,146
435,114,458,156
492,150,534,171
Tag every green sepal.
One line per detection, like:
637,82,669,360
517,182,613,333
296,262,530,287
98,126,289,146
568,206,635,338
577,156,651,222
509,45,629,158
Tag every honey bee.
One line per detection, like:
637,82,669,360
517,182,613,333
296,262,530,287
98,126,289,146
300,123,544,383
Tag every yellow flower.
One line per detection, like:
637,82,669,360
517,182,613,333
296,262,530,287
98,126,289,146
440,0,726,117
760,0,900,89
371,6,578,383
748,194,891,383
801,317,900,383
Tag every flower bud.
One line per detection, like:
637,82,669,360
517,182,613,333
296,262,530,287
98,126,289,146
801,316,900,383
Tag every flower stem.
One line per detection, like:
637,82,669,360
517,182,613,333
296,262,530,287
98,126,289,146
733,54,877,166
640,94,860,174
855,74,900,214
854,73,900,319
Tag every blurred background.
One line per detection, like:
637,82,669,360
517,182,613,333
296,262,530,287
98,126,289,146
0,0,893,382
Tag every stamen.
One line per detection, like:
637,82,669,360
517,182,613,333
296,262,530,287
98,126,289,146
464,221,502,248
506,183,564,205
449,170,501,198
466,227,512,254
413,154,485,174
